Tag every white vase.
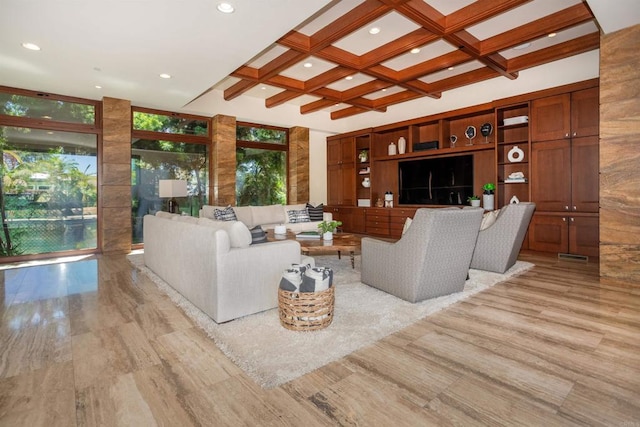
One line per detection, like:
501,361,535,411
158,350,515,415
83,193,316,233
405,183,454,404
397,137,406,154
483,194,494,211
470,199,481,207
323,231,333,241
388,142,397,155
362,177,370,188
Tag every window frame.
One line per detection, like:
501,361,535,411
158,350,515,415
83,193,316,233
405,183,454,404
235,121,290,205
0,86,102,263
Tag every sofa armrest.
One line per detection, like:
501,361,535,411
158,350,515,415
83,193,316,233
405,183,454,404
323,212,333,222
214,240,304,322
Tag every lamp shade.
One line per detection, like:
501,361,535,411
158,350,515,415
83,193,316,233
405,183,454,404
158,180,187,198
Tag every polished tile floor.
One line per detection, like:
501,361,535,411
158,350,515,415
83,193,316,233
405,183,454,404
0,252,639,426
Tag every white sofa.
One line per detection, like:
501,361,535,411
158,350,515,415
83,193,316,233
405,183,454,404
199,203,332,233
143,212,311,323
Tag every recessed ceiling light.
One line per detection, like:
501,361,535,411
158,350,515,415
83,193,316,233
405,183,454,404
47,131,54,135
345,76,353,80
369,27,380,35
261,86,266,90
217,2,234,13
513,42,531,50
303,62,312,68
22,42,41,51
381,89,387,92
95,85,102,89
548,32,557,38
447,66,455,71
159,73,172,79
42,115,52,119
410,48,420,54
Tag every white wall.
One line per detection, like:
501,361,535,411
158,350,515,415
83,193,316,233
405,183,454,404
309,130,331,204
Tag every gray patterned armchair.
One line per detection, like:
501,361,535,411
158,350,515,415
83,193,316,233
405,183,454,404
361,207,484,303
470,202,536,273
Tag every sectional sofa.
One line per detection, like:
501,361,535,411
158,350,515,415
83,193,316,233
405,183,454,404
143,212,312,323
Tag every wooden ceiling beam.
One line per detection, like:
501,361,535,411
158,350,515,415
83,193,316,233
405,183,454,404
278,31,311,53
304,67,356,92
315,45,361,69
397,50,470,81
309,0,391,50
331,105,386,120
224,79,259,101
359,28,439,68
342,80,394,100
397,0,445,33
445,0,533,34
481,3,596,54
300,99,337,115
507,33,600,72
427,67,500,93
265,90,301,108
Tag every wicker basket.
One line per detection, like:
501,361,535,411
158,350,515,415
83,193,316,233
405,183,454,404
278,286,335,331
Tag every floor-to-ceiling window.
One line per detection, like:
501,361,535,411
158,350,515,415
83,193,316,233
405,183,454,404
131,107,209,244
236,122,288,206
0,88,99,260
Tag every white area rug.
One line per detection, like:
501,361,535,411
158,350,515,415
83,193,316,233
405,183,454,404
127,253,533,388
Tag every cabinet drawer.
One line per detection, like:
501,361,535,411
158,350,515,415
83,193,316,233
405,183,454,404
366,226,390,236
367,214,389,222
389,208,416,218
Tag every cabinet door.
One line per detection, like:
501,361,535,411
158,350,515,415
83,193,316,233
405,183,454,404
327,164,343,206
571,136,599,213
531,140,571,212
571,87,599,138
528,214,568,253
531,94,570,141
351,208,366,233
341,163,356,206
569,215,599,257
327,138,342,166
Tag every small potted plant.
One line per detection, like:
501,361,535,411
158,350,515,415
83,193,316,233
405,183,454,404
318,220,343,241
358,150,368,163
482,183,495,211
467,195,481,207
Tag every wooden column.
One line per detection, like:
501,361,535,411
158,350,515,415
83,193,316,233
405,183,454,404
211,114,236,206
599,24,640,284
101,97,132,253
288,126,310,204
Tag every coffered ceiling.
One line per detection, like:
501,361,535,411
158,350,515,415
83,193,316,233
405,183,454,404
211,0,600,120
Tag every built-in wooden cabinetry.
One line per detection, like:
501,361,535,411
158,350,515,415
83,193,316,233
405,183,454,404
529,87,599,257
327,136,356,206
326,80,599,256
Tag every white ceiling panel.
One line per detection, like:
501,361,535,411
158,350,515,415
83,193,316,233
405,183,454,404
467,0,583,40
501,21,600,59
279,56,337,81
248,45,289,69
426,0,476,16
326,73,375,91
383,39,458,71
363,86,405,100
297,0,366,36
333,11,421,56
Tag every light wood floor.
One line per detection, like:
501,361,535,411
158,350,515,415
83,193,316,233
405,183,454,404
0,251,638,426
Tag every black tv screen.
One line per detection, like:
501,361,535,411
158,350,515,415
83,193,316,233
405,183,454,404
399,155,474,205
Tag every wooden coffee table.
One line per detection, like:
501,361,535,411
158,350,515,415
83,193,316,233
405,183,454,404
267,231,361,268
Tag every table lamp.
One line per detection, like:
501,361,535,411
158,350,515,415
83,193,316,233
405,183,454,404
159,179,187,214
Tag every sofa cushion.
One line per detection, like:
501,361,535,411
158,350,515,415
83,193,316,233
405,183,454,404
287,209,311,223
173,215,199,224
214,206,238,221
284,204,307,223
480,209,500,230
252,204,285,226
232,206,254,228
156,211,179,219
198,218,251,248
306,203,324,221
249,225,267,245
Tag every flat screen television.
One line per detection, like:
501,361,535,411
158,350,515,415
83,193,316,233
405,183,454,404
398,155,474,205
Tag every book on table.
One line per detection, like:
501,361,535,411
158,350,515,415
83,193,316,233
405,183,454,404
296,231,321,239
